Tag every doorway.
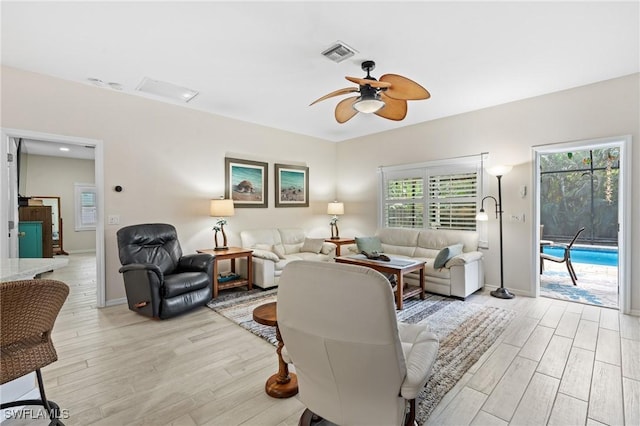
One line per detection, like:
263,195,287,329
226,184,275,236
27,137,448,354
1,128,106,307
532,135,631,313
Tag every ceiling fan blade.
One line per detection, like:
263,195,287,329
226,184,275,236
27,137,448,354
345,76,392,88
379,74,430,100
375,93,407,121
335,96,359,123
310,87,359,106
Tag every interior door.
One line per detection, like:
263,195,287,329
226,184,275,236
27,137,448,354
6,137,19,258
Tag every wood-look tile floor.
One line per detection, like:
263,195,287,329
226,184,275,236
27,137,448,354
3,254,638,425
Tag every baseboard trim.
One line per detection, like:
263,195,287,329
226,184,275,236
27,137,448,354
66,249,97,254
105,297,127,307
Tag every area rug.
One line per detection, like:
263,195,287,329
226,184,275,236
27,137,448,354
540,264,618,309
208,289,516,424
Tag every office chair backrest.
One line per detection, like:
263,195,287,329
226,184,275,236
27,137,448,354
277,261,407,426
117,223,183,275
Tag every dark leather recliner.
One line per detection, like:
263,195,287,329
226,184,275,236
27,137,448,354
117,223,213,319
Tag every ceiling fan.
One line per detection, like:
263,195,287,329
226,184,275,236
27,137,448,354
310,60,430,123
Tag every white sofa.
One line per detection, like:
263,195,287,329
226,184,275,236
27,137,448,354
345,227,485,299
240,228,336,288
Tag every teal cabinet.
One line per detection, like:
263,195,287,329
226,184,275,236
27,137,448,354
19,221,43,258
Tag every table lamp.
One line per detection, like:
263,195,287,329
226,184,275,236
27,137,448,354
327,201,344,239
210,199,235,250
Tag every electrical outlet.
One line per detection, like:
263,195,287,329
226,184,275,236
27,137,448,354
510,213,525,222
108,215,120,225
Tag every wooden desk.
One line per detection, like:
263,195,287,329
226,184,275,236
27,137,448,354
196,247,252,298
252,302,298,398
324,237,355,256
335,255,425,310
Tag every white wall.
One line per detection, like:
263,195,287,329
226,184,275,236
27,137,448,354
1,66,337,302
337,73,640,312
2,66,638,313
21,154,96,252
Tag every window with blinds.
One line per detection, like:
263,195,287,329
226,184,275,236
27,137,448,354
384,175,424,228
427,172,478,230
380,157,483,231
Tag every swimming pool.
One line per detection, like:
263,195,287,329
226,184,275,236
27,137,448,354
542,245,618,267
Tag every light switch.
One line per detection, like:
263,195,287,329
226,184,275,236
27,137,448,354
108,215,120,225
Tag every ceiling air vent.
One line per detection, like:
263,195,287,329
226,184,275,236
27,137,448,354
136,77,198,102
321,41,357,63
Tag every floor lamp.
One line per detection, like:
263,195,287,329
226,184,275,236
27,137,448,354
477,165,515,299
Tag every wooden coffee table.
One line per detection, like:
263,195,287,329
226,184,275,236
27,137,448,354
252,302,298,398
335,255,426,310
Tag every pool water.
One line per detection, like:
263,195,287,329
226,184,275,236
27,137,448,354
542,246,618,267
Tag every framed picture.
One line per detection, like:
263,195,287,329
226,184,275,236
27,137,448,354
225,157,268,208
275,163,309,207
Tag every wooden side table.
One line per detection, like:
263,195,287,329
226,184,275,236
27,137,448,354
324,237,355,257
196,247,252,298
252,302,298,398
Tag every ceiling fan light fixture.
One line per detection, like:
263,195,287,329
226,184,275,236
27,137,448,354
353,95,385,113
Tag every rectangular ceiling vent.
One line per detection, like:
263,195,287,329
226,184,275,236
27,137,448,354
321,41,357,63
135,77,198,102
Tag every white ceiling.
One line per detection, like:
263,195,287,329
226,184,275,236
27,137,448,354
2,1,639,144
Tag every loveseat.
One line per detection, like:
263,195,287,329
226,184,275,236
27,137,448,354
344,227,484,299
239,228,337,288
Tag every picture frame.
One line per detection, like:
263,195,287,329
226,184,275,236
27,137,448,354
225,157,268,208
275,163,309,207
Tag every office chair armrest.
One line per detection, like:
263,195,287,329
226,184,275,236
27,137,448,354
178,253,215,273
398,323,439,399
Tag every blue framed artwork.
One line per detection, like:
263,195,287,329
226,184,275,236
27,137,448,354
225,157,268,208
275,163,309,207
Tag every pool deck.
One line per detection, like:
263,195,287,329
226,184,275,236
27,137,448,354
540,260,618,309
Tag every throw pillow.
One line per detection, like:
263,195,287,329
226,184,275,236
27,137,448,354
300,238,325,254
433,243,464,269
272,244,287,259
355,236,383,254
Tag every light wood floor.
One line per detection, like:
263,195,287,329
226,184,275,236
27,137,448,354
3,253,639,425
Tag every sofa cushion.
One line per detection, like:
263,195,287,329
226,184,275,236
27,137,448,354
273,244,287,259
279,228,307,254
355,236,383,253
301,238,325,254
163,272,210,298
433,244,464,269
417,229,479,253
321,242,336,255
275,257,302,271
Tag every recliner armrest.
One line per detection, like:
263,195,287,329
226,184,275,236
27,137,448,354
177,253,214,274
119,263,163,280
398,323,439,400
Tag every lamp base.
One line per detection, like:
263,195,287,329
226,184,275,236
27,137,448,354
214,246,229,251
330,236,340,240
490,287,515,299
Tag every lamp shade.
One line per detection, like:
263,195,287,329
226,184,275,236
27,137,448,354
327,202,344,215
353,97,385,113
210,199,235,217
487,165,513,177
476,211,489,221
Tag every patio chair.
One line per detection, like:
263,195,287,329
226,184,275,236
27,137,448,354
540,227,585,285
